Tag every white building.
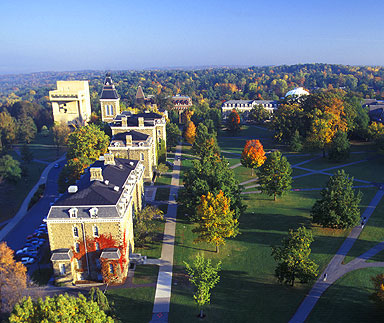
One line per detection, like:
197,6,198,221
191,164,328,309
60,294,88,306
221,100,277,119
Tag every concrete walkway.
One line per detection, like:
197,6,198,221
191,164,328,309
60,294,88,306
150,143,182,323
229,162,242,169
0,154,66,241
289,189,384,323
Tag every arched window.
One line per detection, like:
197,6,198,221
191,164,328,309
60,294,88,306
93,225,99,237
95,242,100,251
75,242,80,253
109,264,114,274
140,153,144,161
73,226,79,237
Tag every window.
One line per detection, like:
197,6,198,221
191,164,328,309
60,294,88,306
76,259,82,269
106,105,113,116
59,263,66,276
109,264,114,274
73,226,79,237
69,208,78,218
140,153,144,161
93,225,99,237
75,242,80,253
95,242,100,251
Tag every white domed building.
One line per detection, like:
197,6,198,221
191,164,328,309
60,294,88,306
285,87,309,98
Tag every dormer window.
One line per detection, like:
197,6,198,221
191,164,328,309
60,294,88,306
89,207,98,218
69,208,78,218
73,226,79,237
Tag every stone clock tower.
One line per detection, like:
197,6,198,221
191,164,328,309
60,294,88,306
100,73,120,122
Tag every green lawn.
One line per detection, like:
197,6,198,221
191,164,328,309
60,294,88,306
155,174,172,186
342,154,384,184
135,219,165,259
106,287,155,323
0,155,44,222
132,265,158,285
307,268,382,323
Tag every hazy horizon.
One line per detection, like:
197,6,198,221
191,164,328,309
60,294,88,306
1,0,384,74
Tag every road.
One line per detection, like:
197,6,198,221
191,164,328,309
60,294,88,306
2,159,65,251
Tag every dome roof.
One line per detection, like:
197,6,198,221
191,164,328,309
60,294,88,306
285,87,309,97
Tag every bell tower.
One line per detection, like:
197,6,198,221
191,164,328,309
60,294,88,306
100,73,120,122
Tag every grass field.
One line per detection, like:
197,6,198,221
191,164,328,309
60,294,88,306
170,125,384,323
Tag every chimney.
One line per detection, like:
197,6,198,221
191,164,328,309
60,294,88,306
104,153,115,165
121,116,127,127
90,167,103,181
125,135,132,146
138,117,144,127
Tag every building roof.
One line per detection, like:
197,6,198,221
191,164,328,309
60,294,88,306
136,86,146,100
111,111,164,127
100,248,121,260
224,100,255,104
51,248,73,261
112,130,149,142
100,75,119,100
55,158,138,207
285,87,309,97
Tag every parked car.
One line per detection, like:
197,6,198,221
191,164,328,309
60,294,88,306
21,257,36,265
16,248,28,255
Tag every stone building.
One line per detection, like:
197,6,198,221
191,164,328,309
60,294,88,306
49,81,92,125
110,111,167,170
100,74,120,122
171,95,193,123
135,86,157,110
46,154,144,285
108,130,154,181
221,99,277,120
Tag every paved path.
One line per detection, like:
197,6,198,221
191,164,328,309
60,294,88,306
229,162,242,169
289,189,384,323
0,154,66,243
239,178,259,186
150,143,182,323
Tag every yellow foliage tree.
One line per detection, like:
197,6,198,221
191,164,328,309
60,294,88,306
193,191,239,253
0,242,27,312
184,121,196,144
241,139,267,175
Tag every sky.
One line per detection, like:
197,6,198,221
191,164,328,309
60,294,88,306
1,0,384,74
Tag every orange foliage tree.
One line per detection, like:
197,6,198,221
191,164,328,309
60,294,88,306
241,140,267,175
193,190,239,253
226,109,241,134
184,121,196,144
0,242,27,312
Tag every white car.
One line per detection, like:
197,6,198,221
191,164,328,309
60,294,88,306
16,248,28,255
21,257,35,265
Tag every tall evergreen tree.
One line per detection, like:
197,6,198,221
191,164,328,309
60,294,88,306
328,131,350,162
259,151,292,200
311,170,362,229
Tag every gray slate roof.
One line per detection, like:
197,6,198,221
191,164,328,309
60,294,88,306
111,130,149,145
111,111,163,127
100,248,121,260
51,248,73,261
100,75,119,100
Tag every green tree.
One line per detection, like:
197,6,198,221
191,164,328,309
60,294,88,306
67,124,110,163
133,206,164,247
51,122,71,152
184,254,221,318
17,115,37,143
0,155,21,183
157,140,166,164
20,144,34,164
179,154,245,220
192,123,211,156
271,226,318,286
248,105,270,124
193,190,239,253
289,130,303,152
311,170,362,229
156,163,169,176
88,288,111,315
0,110,17,148
259,151,292,200
9,293,114,322
226,109,241,134
166,122,181,149
328,131,350,162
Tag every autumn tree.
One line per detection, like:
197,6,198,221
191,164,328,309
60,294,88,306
0,242,27,313
133,206,164,247
166,122,181,149
248,105,271,124
0,110,17,148
368,121,384,153
193,190,239,253
197,137,221,159
51,121,71,152
311,170,362,229
67,124,110,163
371,274,384,307
9,294,114,322
184,254,221,319
241,139,267,175
179,154,245,220
0,155,21,184
17,115,37,143
289,130,303,152
226,109,241,134
258,151,292,200
271,226,318,286
328,131,350,162
271,103,304,142
184,121,196,144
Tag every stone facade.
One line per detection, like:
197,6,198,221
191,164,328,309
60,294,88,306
171,95,193,123
100,74,120,123
47,156,144,285
49,81,92,125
